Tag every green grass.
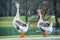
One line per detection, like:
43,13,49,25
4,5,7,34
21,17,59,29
0,35,60,38
0,35,42,38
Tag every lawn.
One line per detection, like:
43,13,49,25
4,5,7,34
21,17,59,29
0,35,60,38
0,15,60,38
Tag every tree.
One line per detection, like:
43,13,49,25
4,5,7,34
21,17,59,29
53,0,59,34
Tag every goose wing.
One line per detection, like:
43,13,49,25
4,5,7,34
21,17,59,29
39,22,53,34
16,20,27,27
39,22,51,32
39,22,50,27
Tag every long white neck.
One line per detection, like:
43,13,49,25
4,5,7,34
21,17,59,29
39,13,44,22
15,6,20,19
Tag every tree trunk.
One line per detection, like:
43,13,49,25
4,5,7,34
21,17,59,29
25,0,28,22
53,0,59,34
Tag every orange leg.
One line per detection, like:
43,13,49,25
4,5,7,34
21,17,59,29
20,30,24,38
42,30,46,37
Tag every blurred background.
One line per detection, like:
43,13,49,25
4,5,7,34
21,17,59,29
0,0,60,38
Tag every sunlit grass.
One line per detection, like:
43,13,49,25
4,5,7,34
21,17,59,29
58,18,60,23
0,35,60,38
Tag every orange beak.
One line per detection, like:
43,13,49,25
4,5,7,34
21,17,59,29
42,30,46,37
20,30,24,38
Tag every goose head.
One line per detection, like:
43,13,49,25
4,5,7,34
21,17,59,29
13,1,20,7
37,8,44,21
15,1,20,8
37,9,42,15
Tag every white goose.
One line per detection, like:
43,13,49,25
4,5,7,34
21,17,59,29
13,2,28,38
37,8,53,37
